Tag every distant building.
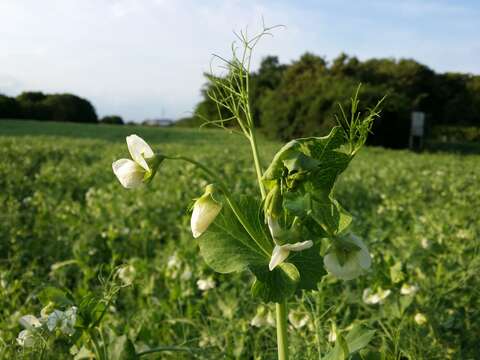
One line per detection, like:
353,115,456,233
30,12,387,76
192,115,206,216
142,118,174,127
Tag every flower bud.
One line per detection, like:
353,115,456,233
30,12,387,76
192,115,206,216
191,184,222,238
323,234,371,280
264,183,283,219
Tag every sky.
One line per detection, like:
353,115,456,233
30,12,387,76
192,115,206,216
0,0,479,121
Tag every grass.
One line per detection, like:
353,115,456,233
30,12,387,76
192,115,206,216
0,120,479,359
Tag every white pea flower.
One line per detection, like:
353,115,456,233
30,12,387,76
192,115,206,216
19,315,42,330
112,134,161,188
191,184,222,238
414,312,427,325
167,253,181,269
17,314,42,348
267,217,313,271
362,287,391,305
180,267,193,281
250,306,275,327
16,330,36,348
47,310,64,332
421,238,430,249
47,307,77,335
117,264,136,286
269,241,313,271
400,283,419,296
197,277,216,291
328,329,337,343
323,234,371,280
288,311,310,329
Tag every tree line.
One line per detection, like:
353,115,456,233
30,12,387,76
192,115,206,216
181,53,480,148
0,91,124,124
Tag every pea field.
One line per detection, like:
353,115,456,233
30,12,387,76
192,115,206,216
0,119,479,359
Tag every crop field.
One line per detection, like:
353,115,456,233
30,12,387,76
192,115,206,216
0,120,479,359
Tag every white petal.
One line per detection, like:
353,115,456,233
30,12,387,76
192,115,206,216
267,216,282,240
269,245,290,271
324,252,361,280
17,330,35,347
19,315,41,330
126,134,154,171
191,198,222,238
112,159,145,188
284,240,313,252
356,248,372,270
47,310,63,331
350,236,371,270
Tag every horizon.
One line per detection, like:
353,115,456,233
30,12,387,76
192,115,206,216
1,0,479,121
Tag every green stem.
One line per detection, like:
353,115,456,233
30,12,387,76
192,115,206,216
249,130,266,199
164,155,229,192
276,300,289,360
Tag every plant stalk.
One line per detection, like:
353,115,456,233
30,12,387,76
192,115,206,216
276,300,289,360
249,129,266,199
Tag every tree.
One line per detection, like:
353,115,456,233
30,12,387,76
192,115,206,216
42,94,98,123
0,94,20,119
100,115,124,125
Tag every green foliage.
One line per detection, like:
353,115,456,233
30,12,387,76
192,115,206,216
100,115,124,125
193,53,480,149
0,91,98,123
0,120,479,358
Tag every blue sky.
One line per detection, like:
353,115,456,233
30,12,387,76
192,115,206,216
0,0,478,121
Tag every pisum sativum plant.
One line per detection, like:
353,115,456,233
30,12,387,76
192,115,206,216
112,25,384,360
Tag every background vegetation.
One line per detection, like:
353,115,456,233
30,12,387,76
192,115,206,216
183,53,480,148
0,120,478,359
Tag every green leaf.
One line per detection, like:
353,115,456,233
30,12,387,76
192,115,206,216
344,325,375,354
389,261,404,283
310,197,352,236
263,127,353,196
283,191,311,217
199,196,270,273
37,286,74,307
289,242,326,291
251,263,300,303
323,333,349,360
108,335,137,360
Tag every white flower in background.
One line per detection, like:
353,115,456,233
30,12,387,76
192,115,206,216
420,238,430,249
288,311,310,329
46,307,77,335
117,264,136,286
112,134,160,189
362,287,392,305
167,253,181,269
269,241,313,271
166,253,182,279
400,283,419,296
328,329,337,343
250,306,275,327
19,315,42,330
191,184,222,238
324,234,371,280
197,277,216,291
267,217,313,271
16,330,36,348
414,312,427,325
17,314,42,348
180,266,193,281
327,322,338,342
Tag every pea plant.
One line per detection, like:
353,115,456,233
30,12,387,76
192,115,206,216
112,26,384,359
